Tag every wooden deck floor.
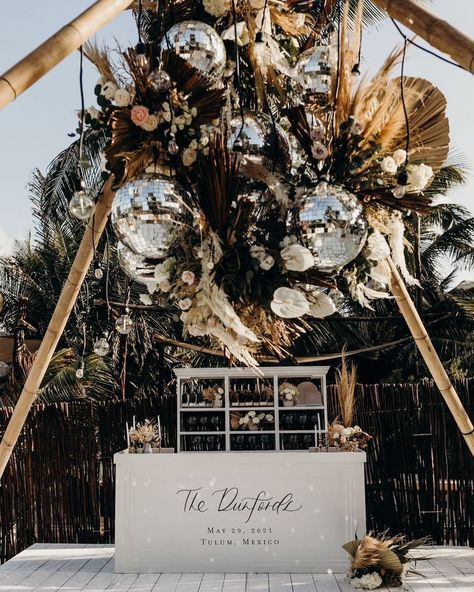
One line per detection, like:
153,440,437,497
0,544,472,592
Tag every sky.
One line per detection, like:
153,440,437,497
0,1,472,278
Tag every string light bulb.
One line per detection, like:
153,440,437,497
69,189,95,221
76,361,85,379
93,333,110,357
115,310,133,335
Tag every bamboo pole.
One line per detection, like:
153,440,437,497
0,0,135,111
387,256,474,455
372,0,474,73
0,181,116,479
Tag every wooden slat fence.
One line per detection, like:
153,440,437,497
0,379,472,563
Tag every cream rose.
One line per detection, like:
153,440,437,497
181,270,195,285
141,114,159,132
178,298,192,311
114,88,132,107
101,81,117,100
130,105,150,127
392,149,407,166
380,156,397,174
406,163,433,193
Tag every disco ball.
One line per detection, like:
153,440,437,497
160,20,226,81
296,45,335,106
117,242,157,287
295,185,368,272
228,111,291,176
111,173,191,259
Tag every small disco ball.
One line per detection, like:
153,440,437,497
117,242,156,287
296,45,335,106
111,173,191,259
147,68,171,93
160,20,226,81
228,111,291,176
295,185,368,272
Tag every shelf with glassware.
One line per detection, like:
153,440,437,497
175,366,330,452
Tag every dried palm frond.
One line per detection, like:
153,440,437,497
348,536,382,569
231,413,243,430
83,41,118,85
271,6,314,37
335,352,357,426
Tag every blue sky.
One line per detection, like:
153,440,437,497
0,1,472,279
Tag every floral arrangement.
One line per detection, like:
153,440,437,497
231,410,274,431
343,533,428,588
202,385,224,407
328,422,372,451
129,418,161,451
279,382,299,405
78,1,451,366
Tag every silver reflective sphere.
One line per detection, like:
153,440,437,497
147,69,171,93
296,185,368,272
228,111,291,175
296,45,334,106
115,314,133,335
117,242,156,286
160,20,226,81
69,190,95,221
111,173,191,259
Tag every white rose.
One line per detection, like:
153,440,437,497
182,148,197,167
87,106,100,120
266,414,273,421
253,417,260,424
243,416,250,424
141,114,159,132
353,425,362,433
271,287,310,319
285,393,293,401
380,156,397,174
101,81,117,100
406,163,433,193
342,427,354,437
333,432,340,440
259,255,275,271
308,292,336,319
181,270,195,285
178,298,192,311
217,387,224,394
222,21,249,46
281,244,314,272
114,88,132,107
365,232,390,261
392,149,407,166
248,411,256,417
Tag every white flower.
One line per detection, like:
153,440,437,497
203,0,230,17
159,279,171,292
353,425,362,433
392,149,407,166
271,287,310,318
266,414,274,422
146,281,158,294
333,432,340,440
96,75,108,87
181,270,195,285
281,244,314,272
350,572,383,589
365,232,390,261
87,106,100,120
260,255,275,271
139,294,153,306
178,298,192,311
243,415,250,424
155,263,170,282
248,411,256,417
182,148,197,167
114,88,132,107
239,417,244,425
350,121,364,135
101,81,117,100
342,427,354,437
406,163,433,193
308,292,336,319
280,235,297,248
141,114,159,132
285,393,293,401
380,156,397,174
253,417,260,424
222,21,249,46
217,387,224,394
311,142,328,160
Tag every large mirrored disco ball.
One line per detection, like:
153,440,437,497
228,111,291,175
111,173,191,259
296,45,334,106
117,242,157,287
296,185,368,272
160,21,226,81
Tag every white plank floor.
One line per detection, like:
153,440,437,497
0,545,472,592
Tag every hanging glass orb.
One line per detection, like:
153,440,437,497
296,45,335,106
94,266,104,280
111,173,191,259
160,21,226,82
0,361,10,379
294,184,368,272
69,190,95,221
93,335,110,357
115,313,133,335
117,242,156,287
147,69,171,93
75,364,84,379
227,111,291,176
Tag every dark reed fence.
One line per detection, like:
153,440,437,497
0,379,472,563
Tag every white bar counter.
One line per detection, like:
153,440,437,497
114,451,366,574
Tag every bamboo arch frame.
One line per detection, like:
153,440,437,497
0,0,473,479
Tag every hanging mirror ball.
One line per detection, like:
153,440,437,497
115,314,134,335
147,69,171,93
69,190,95,221
160,21,226,82
227,111,291,176
111,173,191,259
294,185,368,272
117,242,157,287
296,45,335,106
93,337,110,357
0,361,10,379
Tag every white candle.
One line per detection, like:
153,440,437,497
314,423,318,448
126,421,130,448
157,415,162,442
133,415,136,430
317,414,321,433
